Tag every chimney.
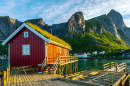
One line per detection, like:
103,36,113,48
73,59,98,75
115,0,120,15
50,29,52,34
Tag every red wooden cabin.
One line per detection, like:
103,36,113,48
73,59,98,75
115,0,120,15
2,23,71,73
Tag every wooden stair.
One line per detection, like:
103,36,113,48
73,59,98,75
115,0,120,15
43,65,54,74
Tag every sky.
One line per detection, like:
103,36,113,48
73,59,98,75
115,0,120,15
0,0,130,26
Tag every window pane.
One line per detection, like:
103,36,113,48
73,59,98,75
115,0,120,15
23,45,30,55
24,32,28,37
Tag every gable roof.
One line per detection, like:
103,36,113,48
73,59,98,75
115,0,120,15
2,23,71,49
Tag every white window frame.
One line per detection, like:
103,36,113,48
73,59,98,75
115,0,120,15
22,45,30,55
24,32,29,38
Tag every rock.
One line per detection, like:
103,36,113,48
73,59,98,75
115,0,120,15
0,16,22,40
67,11,85,32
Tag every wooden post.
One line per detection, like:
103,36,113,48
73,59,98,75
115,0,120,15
77,62,78,72
115,62,118,72
9,66,10,77
73,63,74,73
65,64,67,75
109,63,111,69
4,71,7,86
7,68,9,82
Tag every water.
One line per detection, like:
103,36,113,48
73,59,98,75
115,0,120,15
1,59,130,72
78,59,130,72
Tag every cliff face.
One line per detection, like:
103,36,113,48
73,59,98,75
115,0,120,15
0,16,22,40
0,9,130,53
67,12,85,32
107,9,130,45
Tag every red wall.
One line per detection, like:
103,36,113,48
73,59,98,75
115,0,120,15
10,27,45,67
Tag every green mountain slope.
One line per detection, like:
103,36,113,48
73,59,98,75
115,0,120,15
62,31,129,53
61,18,129,53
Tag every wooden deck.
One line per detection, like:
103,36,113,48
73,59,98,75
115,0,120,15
6,70,129,86
7,73,79,86
59,70,129,86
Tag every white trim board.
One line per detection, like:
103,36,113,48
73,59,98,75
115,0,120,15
2,23,50,45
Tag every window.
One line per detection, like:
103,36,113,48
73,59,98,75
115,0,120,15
22,45,30,55
24,32,28,38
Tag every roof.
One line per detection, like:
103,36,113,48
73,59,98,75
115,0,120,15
2,23,71,49
77,53,85,55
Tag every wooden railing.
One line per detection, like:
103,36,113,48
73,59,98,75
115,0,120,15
53,56,60,74
53,56,78,74
41,59,47,73
103,62,126,72
117,62,126,70
0,65,10,86
59,56,78,64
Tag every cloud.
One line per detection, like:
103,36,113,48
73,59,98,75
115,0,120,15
36,0,130,27
0,0,130,27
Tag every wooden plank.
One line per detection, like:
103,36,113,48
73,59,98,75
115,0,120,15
113,74,126,86
27,74,37,85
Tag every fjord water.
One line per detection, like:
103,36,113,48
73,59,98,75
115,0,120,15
1,59,130,72
78,59,130,71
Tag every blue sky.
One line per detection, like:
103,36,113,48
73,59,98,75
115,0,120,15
0,0,130,26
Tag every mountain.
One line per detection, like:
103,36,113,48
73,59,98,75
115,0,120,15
0,16,22,40
0,9,130,54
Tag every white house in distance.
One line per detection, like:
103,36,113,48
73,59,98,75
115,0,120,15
92,51,97,55
75,53,87,58
99,51,105,54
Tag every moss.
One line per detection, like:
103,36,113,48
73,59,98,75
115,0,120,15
26,22,71,49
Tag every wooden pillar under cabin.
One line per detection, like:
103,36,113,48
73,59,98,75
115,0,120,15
73,63,74,73
58,65,60,75
65,64,67,75
67,64,69,75
75,62,76,73
70,63,72,74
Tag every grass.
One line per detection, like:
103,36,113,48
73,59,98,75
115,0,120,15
26,22,71,49
62,31,129,54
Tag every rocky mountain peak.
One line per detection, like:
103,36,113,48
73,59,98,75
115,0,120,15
25,18,47,30
107,9,126,30
25,18,46,26
67,11,85,32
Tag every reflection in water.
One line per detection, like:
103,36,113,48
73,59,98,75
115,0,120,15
78,59,130,72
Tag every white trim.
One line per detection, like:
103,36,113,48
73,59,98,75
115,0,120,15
45,42,47,64
38,72,42,73
2,23,50,45
24,32,29,38
8,43,10,66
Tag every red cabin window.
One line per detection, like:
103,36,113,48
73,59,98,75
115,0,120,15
24,32,29,38
22,45,30,55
